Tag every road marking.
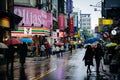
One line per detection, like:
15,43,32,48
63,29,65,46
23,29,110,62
31,55,69,80
31,68,56,80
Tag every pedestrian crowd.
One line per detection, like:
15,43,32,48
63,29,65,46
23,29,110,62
83,43,106,75
83,41,120,76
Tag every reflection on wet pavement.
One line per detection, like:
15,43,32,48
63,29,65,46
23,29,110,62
0,49,110,80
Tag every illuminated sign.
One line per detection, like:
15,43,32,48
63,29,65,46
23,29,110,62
0,17,10,28
102,19,113,25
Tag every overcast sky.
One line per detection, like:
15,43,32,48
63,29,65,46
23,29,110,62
73,0,101,29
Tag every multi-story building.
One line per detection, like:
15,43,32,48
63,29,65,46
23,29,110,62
52,0,58,30
80,13,91,33
58,0,65,14
0,0,22,42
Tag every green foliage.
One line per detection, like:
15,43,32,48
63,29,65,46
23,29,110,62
82,27,93,39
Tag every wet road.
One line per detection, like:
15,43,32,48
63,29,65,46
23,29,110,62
0,48,110,80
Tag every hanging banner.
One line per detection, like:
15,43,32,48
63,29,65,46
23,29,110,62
58,14,65,31
66,0,73,13
69,17,74,36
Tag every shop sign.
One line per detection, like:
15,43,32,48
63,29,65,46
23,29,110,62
58,14,65,31
111,30,117,35
59,32,64,37
102,19,113,25
14,6,52,28
0,17,10,28
24,27,32,35
69,17,74,36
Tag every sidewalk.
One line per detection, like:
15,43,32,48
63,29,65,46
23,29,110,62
98,59,120,80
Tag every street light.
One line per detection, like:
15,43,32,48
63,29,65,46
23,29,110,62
90,1,102,11
90,1,102,8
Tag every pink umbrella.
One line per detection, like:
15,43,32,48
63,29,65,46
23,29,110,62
55,42,64,46
5,37,21,45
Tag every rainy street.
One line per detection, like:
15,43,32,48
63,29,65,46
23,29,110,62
0,48,111,80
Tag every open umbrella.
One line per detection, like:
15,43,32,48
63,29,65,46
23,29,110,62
20,38,33,43
106,42,117,47
5,37,21,45
84,43,97,48
103,41,111,45
0,42,8,48
55,42,64,46
85,37,100,44
70,41,77,45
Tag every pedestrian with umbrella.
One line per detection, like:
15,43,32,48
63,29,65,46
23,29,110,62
83,45,94,74
94,43,104,75
5,45,16,75
17,42,28,67
4,37,21,75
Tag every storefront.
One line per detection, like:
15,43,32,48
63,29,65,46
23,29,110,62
0,10,22,42
11,27,50,38
13,6,53,56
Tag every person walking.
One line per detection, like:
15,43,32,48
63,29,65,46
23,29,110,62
44,41,51,58
40,43,46,57
51,44,56,55
68,43,72,53
5,45,16,75
18,42,28,67
94,43,104,75
60,45,64,57
83,45,94,74
56,45,60,57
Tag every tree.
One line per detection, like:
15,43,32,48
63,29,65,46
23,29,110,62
82,27,93,39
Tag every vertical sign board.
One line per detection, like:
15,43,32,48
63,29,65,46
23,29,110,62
66,0,73,13
74,14,78,34
69,17,74,36
58,14,65,31
98,18,102,32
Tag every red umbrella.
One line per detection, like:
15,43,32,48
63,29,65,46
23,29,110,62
55,42,64,46
5,37,21,45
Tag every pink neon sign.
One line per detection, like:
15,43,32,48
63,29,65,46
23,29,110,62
14,6,52,28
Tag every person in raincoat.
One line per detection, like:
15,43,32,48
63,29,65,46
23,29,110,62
83,45,94,74
94,43,104,75
44,41,51,58
5,45,16,74
40,43,46,57
18,42,28,67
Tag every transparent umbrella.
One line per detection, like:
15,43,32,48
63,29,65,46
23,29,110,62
0,42,8,49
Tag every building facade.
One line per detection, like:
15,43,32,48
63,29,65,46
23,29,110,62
0,0,22,42
80,13,91,33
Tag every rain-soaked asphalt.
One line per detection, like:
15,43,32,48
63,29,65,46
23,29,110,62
0,48,112,80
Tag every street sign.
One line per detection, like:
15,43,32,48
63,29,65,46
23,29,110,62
102,19,113,25
111,30,117,35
